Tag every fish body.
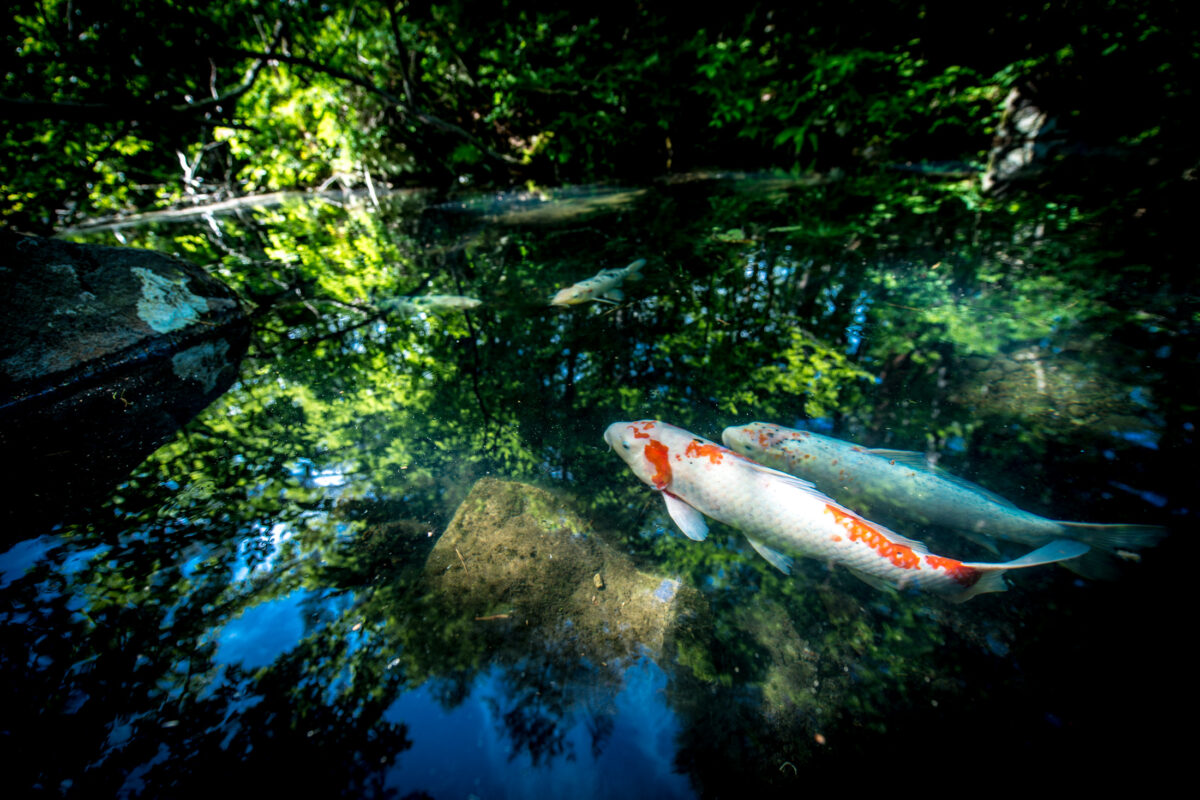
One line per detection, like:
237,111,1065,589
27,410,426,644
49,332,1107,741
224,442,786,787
606,420,1088,601
720,422,1166,572
550,259,645,306
380,294,482,312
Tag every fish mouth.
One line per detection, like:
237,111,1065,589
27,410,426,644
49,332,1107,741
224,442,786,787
603,423,621,449
603,421,634,451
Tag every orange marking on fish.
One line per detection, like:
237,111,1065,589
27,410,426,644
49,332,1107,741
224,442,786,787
825,504,921,570
630,421,656,440
924,555,980,587
644,439,672,489
685,440,728,464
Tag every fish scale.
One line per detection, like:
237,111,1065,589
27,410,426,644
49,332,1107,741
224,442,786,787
605,420,1090,601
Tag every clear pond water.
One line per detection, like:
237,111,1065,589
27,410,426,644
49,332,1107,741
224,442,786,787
2,176,1193,796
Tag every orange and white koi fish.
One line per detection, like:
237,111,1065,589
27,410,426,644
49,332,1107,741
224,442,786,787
721,422,1166,578
550,259,645,306
605,420,1089,601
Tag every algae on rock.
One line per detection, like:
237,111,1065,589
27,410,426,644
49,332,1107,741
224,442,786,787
422,477,706,667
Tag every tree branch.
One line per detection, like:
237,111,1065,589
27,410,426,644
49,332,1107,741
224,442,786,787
217,47,523,165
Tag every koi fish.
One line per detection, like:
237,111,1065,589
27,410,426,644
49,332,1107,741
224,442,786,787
721,422,1166,578
379,294,482,313
606,420,1089,601
550,259,645,306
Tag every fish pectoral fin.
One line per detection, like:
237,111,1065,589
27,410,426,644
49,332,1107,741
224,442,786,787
596,290,623,304
745,537,794,574
956,529,1003,555
663,492,709,541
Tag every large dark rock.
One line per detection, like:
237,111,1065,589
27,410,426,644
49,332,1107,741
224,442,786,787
0,231,249,535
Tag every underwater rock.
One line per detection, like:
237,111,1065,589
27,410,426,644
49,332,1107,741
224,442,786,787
422,477,705,665
950,343,1150,436
0,231,249,534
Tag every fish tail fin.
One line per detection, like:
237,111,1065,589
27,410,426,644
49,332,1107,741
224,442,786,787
952,539,1092,601
967,539,1091,571
1059,549,1130,581
1053,521,1168,553
623,258,646,280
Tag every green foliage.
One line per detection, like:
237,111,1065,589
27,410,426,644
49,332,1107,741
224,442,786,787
5,1,1194,230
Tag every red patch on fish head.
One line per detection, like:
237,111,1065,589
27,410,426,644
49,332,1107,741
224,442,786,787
629,421,657,440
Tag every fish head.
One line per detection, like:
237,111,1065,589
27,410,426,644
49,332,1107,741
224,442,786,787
604,420,687,490
721,422,792,458
550,287,583,306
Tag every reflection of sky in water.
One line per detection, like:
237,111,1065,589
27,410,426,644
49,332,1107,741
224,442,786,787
1109,481,1169,508
0,536,59,588
384,658,692,799
0,535,109,589
1112,429,1160,450
213,589,311,668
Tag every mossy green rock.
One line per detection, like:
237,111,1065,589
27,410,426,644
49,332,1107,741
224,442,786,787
423,477,705,664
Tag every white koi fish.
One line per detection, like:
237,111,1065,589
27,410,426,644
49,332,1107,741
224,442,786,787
379,294,482,313
606,420,1089,601
721,422,1166,578
550,259,645,306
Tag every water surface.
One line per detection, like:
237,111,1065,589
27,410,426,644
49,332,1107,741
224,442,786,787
2,177,1192,795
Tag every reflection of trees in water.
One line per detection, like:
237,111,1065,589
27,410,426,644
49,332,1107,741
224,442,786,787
5,178,1188,794
482,636,622,766
0,535,412,797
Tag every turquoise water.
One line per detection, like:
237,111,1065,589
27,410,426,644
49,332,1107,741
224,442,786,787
2,178,1192,795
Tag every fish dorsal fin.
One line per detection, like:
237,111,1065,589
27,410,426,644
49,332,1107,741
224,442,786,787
867,448,1019,508
866,448,934,469
745,537,795,574
740,458,820,492
663,492,708,541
